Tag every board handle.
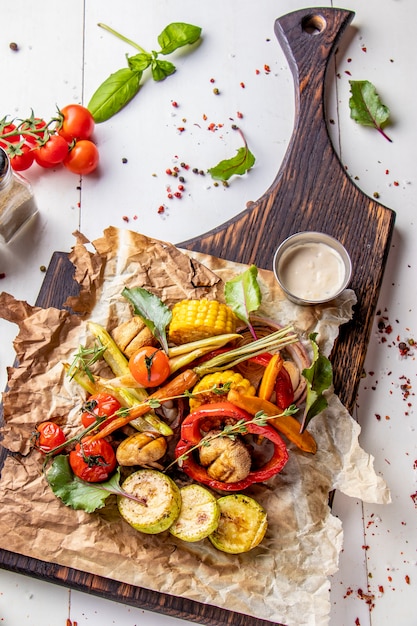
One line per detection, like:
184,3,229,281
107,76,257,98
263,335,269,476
270,8,354,188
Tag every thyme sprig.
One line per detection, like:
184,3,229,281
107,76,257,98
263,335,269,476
67,339,107,382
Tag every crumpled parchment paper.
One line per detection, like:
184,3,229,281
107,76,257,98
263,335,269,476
0,227,390,626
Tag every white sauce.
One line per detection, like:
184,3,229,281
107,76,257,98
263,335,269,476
278,241,345,301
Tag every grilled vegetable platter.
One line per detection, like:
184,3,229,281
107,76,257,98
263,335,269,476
0,227,389,624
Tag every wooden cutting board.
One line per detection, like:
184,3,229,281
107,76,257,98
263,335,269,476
0,8,395,626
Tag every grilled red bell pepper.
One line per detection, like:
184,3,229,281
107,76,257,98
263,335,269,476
275,366,294,409
175,401,288,491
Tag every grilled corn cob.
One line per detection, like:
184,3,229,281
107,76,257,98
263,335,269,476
168,299,238,345
189,369,256,411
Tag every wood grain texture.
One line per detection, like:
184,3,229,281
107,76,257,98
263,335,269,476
179,7,395,414
0,8,395,626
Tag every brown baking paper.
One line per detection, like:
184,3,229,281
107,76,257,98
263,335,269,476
0,227,390,626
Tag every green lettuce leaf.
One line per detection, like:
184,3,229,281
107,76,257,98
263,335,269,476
349,79,392,142
46,455,121,513
301,333,333,431
224,265,261,338
122,287,172,353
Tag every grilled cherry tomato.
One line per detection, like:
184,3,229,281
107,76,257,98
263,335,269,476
58,104,95,141
129,346,171,388
69,438,117,482
81,392,121,429
35,421,66,453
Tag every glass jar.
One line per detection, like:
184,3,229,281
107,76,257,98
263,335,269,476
0,147,38,244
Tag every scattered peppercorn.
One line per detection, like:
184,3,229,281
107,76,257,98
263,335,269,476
9,42,19,51
39,265,46,273
0,272,6,279
213,88,220,95
122,157,128,164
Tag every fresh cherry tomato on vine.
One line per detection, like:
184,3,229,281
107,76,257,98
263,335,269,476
20,117,47,145
35,421,66,453
63,139,99,175
129,346,171,388
58,104,95,142
69,438,117,482
9,143,35,171
81,392,121,429
0,123,20,148
34,134,69,166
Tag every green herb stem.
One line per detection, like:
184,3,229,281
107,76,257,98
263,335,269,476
97,23,148,54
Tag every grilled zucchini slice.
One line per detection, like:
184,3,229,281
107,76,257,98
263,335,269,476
169,484,220,542
208,494,267,553
118,469,181,534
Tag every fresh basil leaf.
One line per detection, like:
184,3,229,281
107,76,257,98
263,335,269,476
224,265,261,333
300,333,333,432
127,52,152,72
151,59,176,82
46,455,120,513
157,23,202,55
208,145,255,181
122,287,172,353
349,80,392,142
87,68,142,123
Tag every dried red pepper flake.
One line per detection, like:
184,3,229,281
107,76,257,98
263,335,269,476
174,191,182,198
410,492,417,507
122,215,129,222
355,619,360,626
171,101,179,107
157,205,165,214
202,113,208,121
405,575,410,584
210,78,215,83
345,70,352,75
385,169,389,175
237,111,243,119
255,69,260,75
0,272,6,279
362,46,367,52
393,181,399,186
347,57,352,63
240,82,245,88
177,127,185,132
166,168,172,175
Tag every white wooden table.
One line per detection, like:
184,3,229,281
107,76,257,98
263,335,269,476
0,1,415,624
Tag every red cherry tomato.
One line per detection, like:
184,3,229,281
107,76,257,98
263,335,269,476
81,392,121,429
10,143,35,171
129,346,171,388
69,438,117,482
35,421,66,453
63,139,99,175
0,123,20,148
34,134,69,166
58,104,95,142
20,118,47,145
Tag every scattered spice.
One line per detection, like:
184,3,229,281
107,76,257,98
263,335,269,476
39,265,46,273
0,272,5,279
213,87,220,95
9,42,19,51
122,157,128,164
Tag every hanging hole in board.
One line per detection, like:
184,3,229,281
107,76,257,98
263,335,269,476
301,14,327,35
